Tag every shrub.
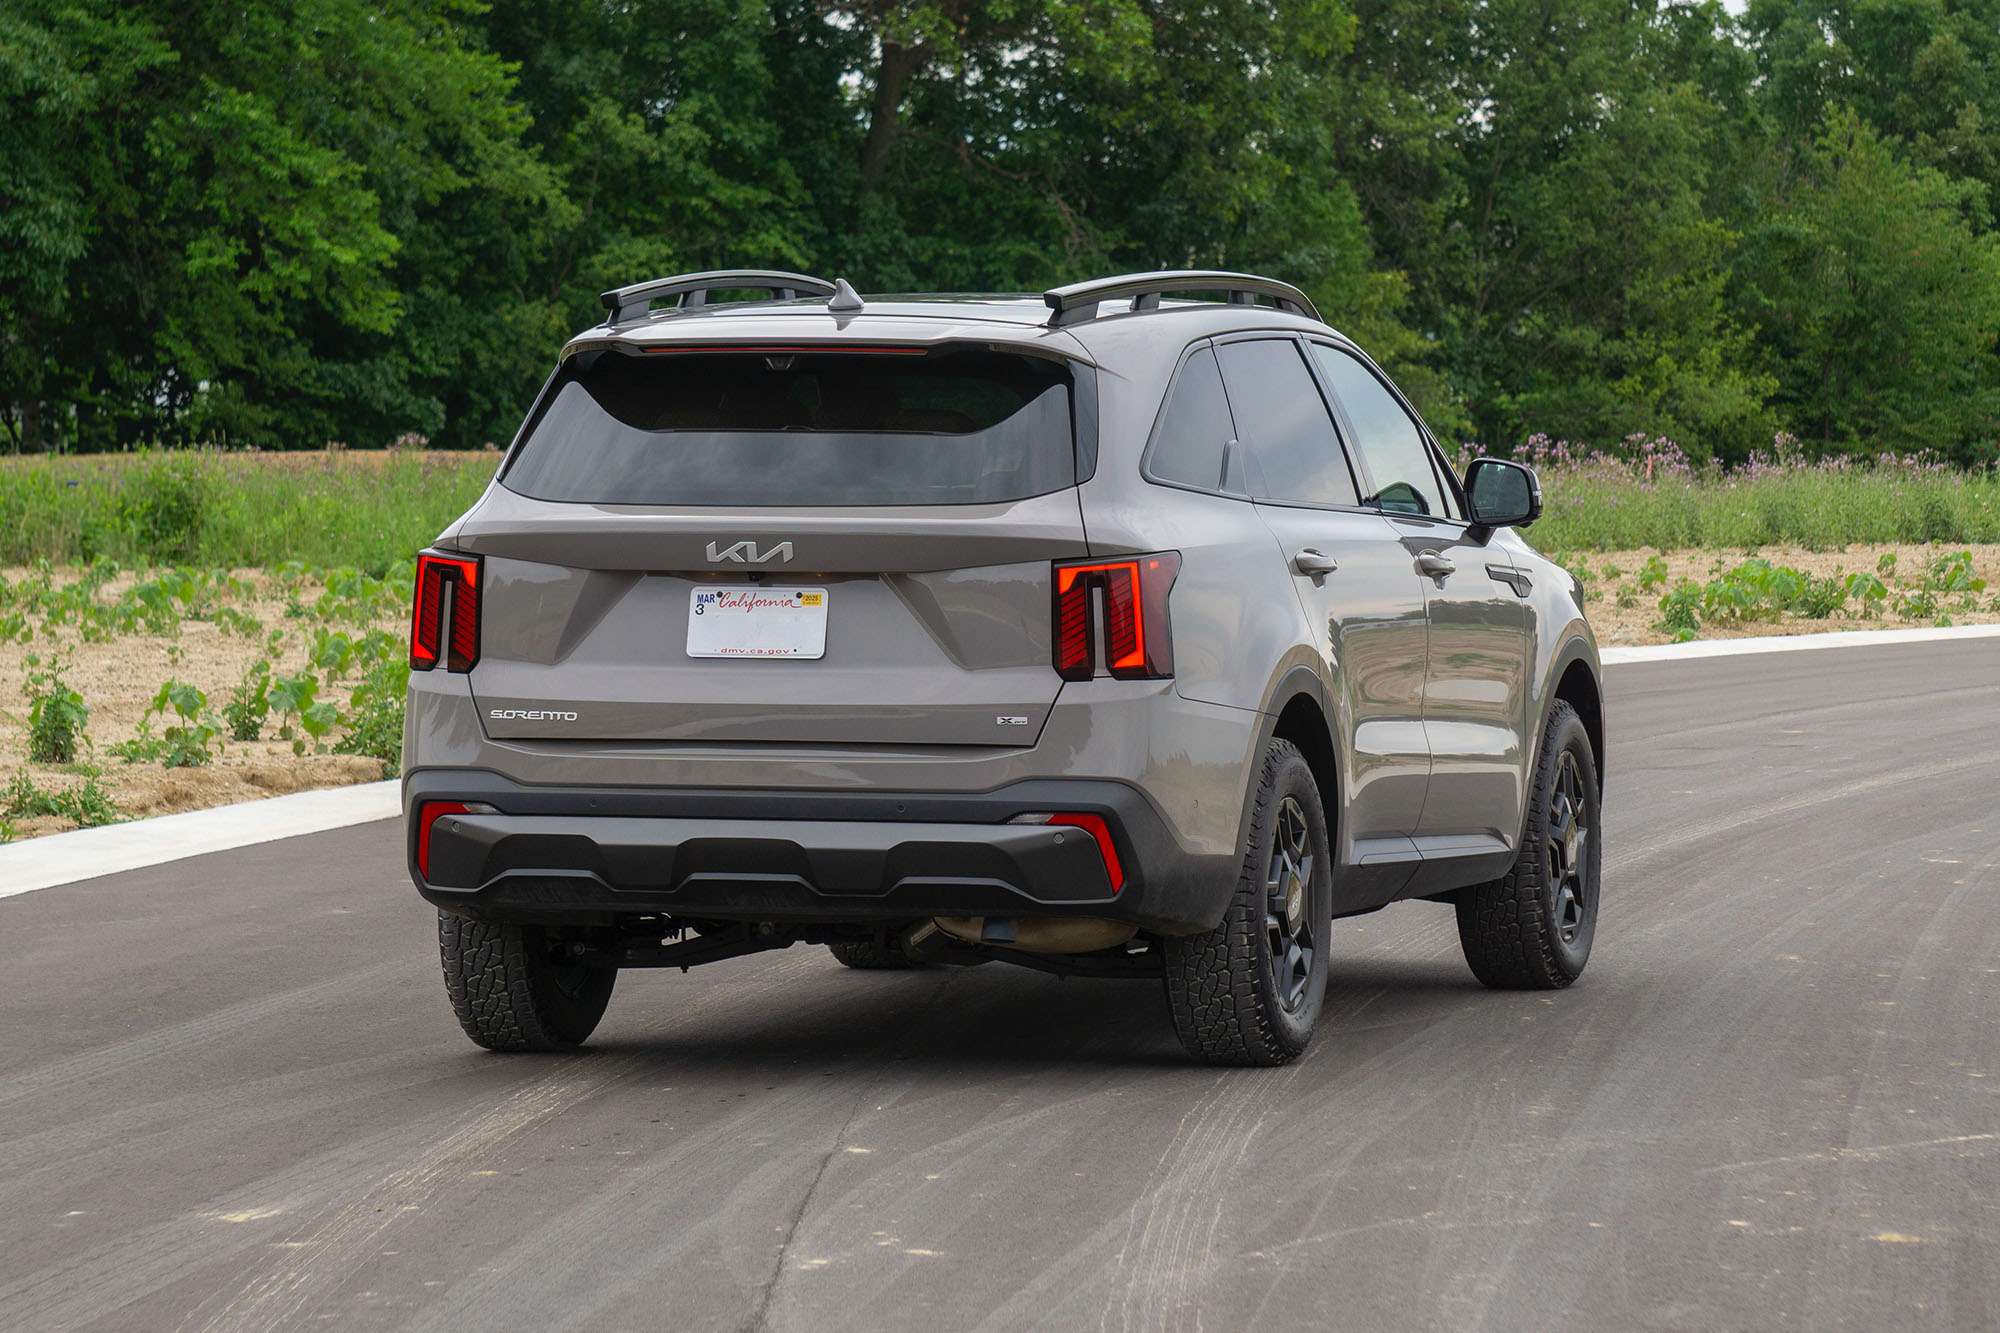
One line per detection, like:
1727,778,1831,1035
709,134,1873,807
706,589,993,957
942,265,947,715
117,455,213,561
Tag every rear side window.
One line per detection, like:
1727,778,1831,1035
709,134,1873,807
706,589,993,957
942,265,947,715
503,347,1077,506
1213,339,1358,508
1310,344,1450,518
1147,347,1237,490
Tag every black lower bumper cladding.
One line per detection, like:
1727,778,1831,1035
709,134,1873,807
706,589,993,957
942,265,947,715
404,770,1232,935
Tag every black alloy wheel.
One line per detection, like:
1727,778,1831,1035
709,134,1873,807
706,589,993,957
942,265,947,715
1265,796,1320,1013
1547,749,1592,946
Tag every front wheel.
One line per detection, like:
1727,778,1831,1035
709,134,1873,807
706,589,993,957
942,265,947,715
1163,738,1332,1066
1455,700,1601,989
438,911,616,1051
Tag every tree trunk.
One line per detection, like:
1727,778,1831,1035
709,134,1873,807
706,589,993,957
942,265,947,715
860,40,924,188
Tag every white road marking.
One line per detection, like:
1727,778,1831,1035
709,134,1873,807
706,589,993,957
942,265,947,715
0,781,398,901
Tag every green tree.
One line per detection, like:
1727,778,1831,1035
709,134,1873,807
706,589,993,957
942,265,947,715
1734,112,2000,462
0,0,545,452
1334,0,1774,458
1745,0,2000,204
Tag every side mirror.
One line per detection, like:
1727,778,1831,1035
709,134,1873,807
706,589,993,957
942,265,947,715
1464,457,1541,529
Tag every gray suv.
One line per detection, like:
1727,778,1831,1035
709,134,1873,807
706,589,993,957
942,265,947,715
404,269,1604,1066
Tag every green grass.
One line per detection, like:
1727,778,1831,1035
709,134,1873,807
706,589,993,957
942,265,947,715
1508,444,2000,552
0,451,494,572
3,445,1999,567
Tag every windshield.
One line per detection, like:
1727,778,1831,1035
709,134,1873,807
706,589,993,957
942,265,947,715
501,347,1078,507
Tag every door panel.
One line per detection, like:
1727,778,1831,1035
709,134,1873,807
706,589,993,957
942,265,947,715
1394,520,1530,845
1304,340,1532,851
1211,336,1433,886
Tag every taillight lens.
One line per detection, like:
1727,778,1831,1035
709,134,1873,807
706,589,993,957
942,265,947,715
411,552,481,672
1052,552,1179,681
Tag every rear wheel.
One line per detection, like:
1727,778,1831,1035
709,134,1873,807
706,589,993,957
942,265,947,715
438,911,616,1051
1163,738,1332,1066
1455,700,1601,989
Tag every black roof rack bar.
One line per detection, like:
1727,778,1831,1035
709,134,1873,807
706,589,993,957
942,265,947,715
600,269,838,327
1043,270,1319,328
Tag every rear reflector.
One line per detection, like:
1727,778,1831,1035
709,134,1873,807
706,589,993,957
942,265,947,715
416,801,469,879
411,551,481,672
1020,811,1125,893
1052,552,1179,681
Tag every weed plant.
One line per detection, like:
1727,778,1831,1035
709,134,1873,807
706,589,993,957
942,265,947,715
111,681,223,768
225,662,272,741
22,654,89,763
1629,547,1993,641
334,657,409,777
3,769,121,827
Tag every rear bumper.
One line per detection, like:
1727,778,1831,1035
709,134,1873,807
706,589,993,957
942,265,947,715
405,770,1233,934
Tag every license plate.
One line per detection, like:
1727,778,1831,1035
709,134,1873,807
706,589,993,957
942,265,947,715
687,587,828,659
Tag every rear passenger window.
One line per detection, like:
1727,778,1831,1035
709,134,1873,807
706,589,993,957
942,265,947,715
1147,347,1236,490
1310,344,1450,519
1213,339,1358,508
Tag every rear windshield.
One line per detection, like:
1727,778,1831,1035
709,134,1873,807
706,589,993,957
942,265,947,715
502,347,1077,506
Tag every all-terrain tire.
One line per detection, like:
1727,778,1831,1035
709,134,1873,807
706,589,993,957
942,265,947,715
1162,738,1333,1066
826,937,917,970
437,911,616,1051
1455,699,1601,989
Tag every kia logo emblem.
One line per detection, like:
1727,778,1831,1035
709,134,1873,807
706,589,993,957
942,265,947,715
706,540,794,564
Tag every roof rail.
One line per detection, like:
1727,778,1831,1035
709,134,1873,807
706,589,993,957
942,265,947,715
600,270,838,327
1043,270,1319,328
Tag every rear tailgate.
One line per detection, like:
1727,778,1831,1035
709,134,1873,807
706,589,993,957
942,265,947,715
456,342,1089,747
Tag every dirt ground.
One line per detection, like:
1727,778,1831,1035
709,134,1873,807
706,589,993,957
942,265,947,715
1575,542,2000,644
0,567,394,841
4,542,1997,842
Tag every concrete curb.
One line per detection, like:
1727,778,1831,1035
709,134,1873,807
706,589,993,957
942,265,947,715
1601,621,2000,665
0,780,399,900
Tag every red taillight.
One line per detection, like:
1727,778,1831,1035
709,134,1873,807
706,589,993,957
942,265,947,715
1052,552,1180,681
411,552,481,672
1047,812,1125,892
416,801,469,879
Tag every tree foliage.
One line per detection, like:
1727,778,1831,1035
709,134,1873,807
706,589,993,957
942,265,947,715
4,0,2000,465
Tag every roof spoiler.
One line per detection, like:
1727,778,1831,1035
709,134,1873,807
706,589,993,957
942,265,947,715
1043,270,1319,328
600,270,838,327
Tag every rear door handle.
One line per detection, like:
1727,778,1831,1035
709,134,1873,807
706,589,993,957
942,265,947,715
1416,550,1455,583
1292,548,1340,578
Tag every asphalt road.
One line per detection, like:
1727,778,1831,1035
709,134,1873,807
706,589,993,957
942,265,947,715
3,639,1997,1331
